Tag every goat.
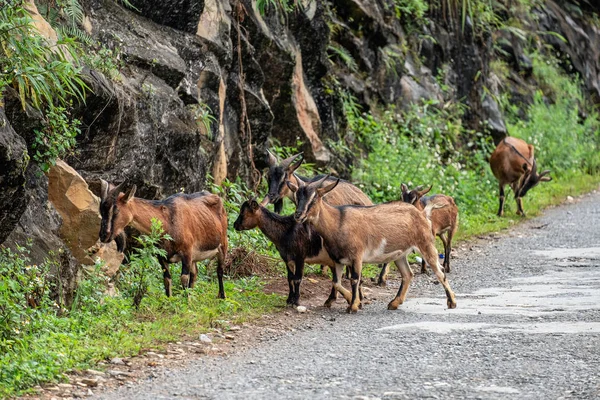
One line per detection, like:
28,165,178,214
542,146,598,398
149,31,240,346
233,199,335,306
490,137,551,217
98,180,228,298
263,150,385,280
288,176,457,313
400,184,459,274
263,151,373,211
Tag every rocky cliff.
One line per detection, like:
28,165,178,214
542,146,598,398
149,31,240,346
1,0,599,299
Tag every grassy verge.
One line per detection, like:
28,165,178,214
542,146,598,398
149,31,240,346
456,172,600,240
0,261,282,398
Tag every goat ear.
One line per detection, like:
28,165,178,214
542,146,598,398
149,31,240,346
286,180,299,193
267,150,278,167
317,178,339,197
250,199,260,210
287,153,304,173
100,179,109,201
123,185,136,203
401,183,408,193
418,185,432,197
539,170,552,182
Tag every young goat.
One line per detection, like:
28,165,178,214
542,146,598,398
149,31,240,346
400,184,458,274
98,181,228,298
288,176,457,313
490,137,551,217
234,199,334,306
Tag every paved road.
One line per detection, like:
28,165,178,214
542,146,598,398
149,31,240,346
98,192,600,400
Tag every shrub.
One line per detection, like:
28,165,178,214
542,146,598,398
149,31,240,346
118,219,171,308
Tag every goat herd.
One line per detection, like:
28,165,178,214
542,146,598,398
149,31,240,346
97,136,551,313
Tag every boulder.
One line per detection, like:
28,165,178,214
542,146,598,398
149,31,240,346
47,160,124,273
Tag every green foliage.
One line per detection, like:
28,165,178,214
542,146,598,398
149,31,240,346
256,0,296,16
81,45,123,80
33,106,81,171
327,42,358,73
393,0,428,22
209,176,279,258
0,244,55,346
191,102,218,137
118,219,171,308
0,4,88,171
503,53,600,174
0,6,87,109
349,99,499,229
0,241,281,397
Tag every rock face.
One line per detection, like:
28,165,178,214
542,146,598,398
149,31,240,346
2,0,600,289
0,107,28,244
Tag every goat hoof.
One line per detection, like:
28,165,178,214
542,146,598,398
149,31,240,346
447,299,457,309
217,292,225,299
346,306,358,313
377,280,387,287
387,302,399,310
323,300,334,308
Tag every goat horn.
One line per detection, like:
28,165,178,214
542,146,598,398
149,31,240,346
100,179,109,201
267,149,278,167
280,152,303,169
260,195,270,206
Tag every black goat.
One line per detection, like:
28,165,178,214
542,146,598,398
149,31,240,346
234,199,337,307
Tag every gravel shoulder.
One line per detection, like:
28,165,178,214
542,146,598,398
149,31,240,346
94,190,600,400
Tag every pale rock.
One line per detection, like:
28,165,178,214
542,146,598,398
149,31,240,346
80,378,99,387
47,160,124,273
199,334,212,343
110,357,124,365
291,50,331,164
296,306,307,313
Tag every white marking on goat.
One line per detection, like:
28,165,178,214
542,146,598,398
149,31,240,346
193,249,219,261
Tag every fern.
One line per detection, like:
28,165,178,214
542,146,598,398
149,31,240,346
57,25,93,45
61,0,84,27
327,43,358,73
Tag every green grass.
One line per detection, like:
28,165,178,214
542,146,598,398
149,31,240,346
0,269,282,398
456,172,600,240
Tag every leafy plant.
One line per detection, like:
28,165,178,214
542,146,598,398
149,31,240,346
256,0,296,16
118,219,171,308
191,102,218,137
394,0,429,22
327,42,358,72
33,106,81,171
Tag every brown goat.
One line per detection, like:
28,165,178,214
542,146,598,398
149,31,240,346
99,181,228,298
288,176,457,313
263,151,373,211
401,184,458,274
490,137,551,217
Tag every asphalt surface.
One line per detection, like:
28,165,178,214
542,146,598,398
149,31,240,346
97,191,600,400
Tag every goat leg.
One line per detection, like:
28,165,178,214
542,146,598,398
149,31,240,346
377,263,388,286
497,184,505,217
